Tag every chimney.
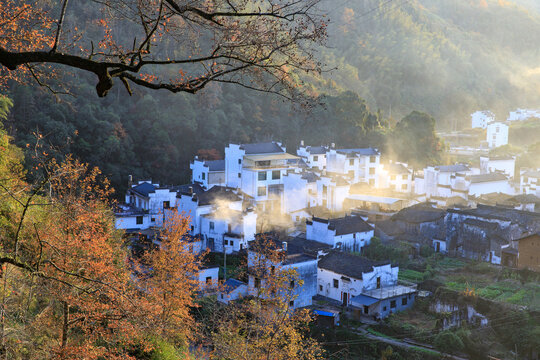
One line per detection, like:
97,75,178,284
128,175,133,188
331,143,335,148
282,241,288,252
300,140,304,146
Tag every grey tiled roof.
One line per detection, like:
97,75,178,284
337,148,379,156
306,146,328,155
240,142,284,154
318,252,390,279
130,182,156,197
310,215,373,235
195,186,241,206
301,172,321,183
392,203,445,223
206,160,225,171
469,173,507,183
435,164,470,173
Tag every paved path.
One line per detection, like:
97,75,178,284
353,326,469,360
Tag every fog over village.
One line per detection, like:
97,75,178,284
1,0,540,359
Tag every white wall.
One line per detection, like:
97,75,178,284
480,157,515,178
486,122,509,148
469,180,514,197
191,159,209,189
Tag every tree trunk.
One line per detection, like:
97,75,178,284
61,301,69,358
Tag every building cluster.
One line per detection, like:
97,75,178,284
470,110,509,148
114,140,540,319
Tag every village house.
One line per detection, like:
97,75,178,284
217,278,249,304
281,171,320,222
317,252,415,318
486,122,509,148
190,157,226,190
306,215,374,253
507,108,540,122
315,174,351,212
501,233,540,272
520,169,540,197
375,203,447,252
446,205,540,264
467,173,514,197
480,155,516,179
246,236,319,309
379,162,413,193
296,141,329,170
416,164,473,199
471,110,495,129
325,148,381,187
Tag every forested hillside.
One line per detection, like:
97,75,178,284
4,0,540,191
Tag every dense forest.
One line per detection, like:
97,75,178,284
4,0,540,192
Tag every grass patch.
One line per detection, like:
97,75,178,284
367,327,395,340
410,345,440,356
399,269,425,282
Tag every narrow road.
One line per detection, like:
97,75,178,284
353,326,468,360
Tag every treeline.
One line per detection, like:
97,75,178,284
3,83,442,194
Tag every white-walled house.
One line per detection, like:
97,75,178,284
176,185,243,236
115,203,152,230
379,162,413,193
480,156,516,179
282,171,319,221
306,216,374,252
420,164,473,199
468,173,514,197
218,278,248,304
200,208,257,253
486,122,509,148
507,108,540,122
326,148,380,187
190,158,225,189
297,142,328,170
198,266,220,291
224,142,286,189
246,237,318,309
471,110,495,129
315,175,350,212
520,169,540,196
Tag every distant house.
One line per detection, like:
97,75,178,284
315,174,351,212
479,155,516,179
190,158,226,190
486,122,508,148
471,110,495,129
296,141,329,170
200,207,256,253
198,266,220,291
468,173,514,197
417,164,472,199
281,171,320,222
326,148,381,187
520,169,540,197
317,252,415,318
507,108,540,122
306,215,374,253
380,162,413,193
501,233,540,272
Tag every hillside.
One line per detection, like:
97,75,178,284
317,0,540,127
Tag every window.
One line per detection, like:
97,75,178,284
402,184,407,190
271,266,275,274
238,172,241,178
258,171,267,181
402,174,408,180
390,175,396,181
290,280,295,289
369,167,375,175
369,179,375,186
221,294,224,299
206,276,212,284
151,217,156,222
370,156,376,163
254,277,261,289
313,155,318,161
383,306,387,311
349,159,354,166
257,186,267,196
319,285,323,291
272,170,280,180
163,201,170,209
333,279,339,288
136,216,143,225
191,225,194,232
402,297,408,306
230,240,234,246
296,216,300,222
289,300,294,307
224,239,228,245
390,300,396,309
238,159,242,164
209,221,215,231
202,172,206,180
377,277,381,289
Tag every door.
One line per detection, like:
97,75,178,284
342,292,348,306
436,242,440,253
363,305,369,315
377,277,381,289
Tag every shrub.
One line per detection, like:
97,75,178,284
434,330,464,354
